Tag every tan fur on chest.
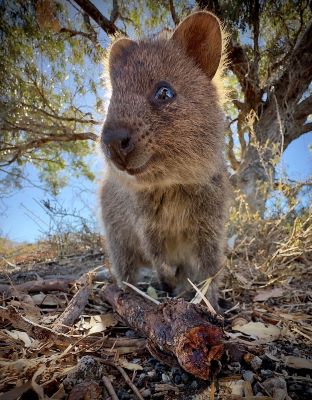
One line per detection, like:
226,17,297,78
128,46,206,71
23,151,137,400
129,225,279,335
140,187,196,265
149,188,191,234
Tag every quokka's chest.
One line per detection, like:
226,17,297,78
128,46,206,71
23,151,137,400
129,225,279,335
136,188,198,264
142,189,193,234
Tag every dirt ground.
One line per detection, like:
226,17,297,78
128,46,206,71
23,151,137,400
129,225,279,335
0,238,311,400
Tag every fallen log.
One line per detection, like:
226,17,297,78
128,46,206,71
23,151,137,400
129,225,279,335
52,273,94,333
0,278,74,298
102,284,225,380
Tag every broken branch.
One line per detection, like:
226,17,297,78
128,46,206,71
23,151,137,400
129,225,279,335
0,278,73,298
52,273,93,333
102,284,225,380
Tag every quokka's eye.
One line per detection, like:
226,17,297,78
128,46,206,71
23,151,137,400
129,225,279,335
153,82,176,103
155,86,175,100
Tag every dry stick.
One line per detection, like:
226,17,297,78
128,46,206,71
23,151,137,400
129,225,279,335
102,284,224,380
243,381,254,397
115,366,144,400
0,278,73,297
0,303,144,352
52,273,93,333
0,305,71,346
102,375,119,400
104,338,146,348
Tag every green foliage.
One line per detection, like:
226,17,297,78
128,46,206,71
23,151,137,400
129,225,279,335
0,0,104,194
0,0,311,201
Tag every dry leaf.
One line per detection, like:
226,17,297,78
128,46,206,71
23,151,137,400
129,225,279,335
231,317,249,327
87,314,118,335
218,379,244,396
284,356,312,370
146,286,158,301
10,296,42,322
5,330,33,347
234,272,250,287
118,357,143,371
232,321,281,342
254,287,284,302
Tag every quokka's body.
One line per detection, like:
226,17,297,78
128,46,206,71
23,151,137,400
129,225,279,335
100,11,230,308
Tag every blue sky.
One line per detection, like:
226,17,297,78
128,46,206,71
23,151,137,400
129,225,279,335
1,131,311,243
1,1,311,243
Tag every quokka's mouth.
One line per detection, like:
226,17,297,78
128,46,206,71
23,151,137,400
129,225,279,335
126,155,157,176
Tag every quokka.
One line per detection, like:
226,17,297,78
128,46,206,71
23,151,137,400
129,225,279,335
100,11,230,309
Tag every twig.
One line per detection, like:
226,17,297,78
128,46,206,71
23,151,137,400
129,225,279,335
52,273,93,333
0,278,73,298
102,375,119,400
115,365,144,400
0,305,71,346
188,278,217,316
122,281,160,305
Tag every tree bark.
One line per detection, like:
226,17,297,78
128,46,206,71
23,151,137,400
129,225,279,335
102,284,224,380
74,0,312,211
196,0,312,211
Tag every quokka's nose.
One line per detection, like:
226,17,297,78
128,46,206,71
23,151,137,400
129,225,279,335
102,126,135,167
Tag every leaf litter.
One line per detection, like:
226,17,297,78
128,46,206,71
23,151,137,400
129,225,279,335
0,216,311,400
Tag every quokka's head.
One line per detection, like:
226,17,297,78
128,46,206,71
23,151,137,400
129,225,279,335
101,11,226,189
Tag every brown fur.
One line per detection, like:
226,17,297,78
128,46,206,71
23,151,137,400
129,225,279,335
99,12,231,309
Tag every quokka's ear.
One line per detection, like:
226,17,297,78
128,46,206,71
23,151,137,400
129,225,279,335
172,11,222,80
108,38,137,78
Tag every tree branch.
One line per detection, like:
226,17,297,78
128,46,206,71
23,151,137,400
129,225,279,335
294,95,312,120
59,27,97,43
226,126,240,171
169,0,180,25
72,0,125,35
251,0,260,90
274,18,312,106
110,0,119,23
0,132,97,167
20,102,100,125
301,122,312,134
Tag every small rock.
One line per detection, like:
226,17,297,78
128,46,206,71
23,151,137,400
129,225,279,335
262,377,288,400
174,375,182,385
172,367,181,375
68,381,101,400
161,373,170,383
181,373,189,384
147,358,157,367
261,355,276,370
255,393,264,397
155,363,163,373
141,388,151,398
190,381,198,390
260,369,273,379
125,330,137,338
229,362,241,373
63,356,102,391
251,356,262,371
147,371,156,378
242,370,254,383
136,373,146,387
